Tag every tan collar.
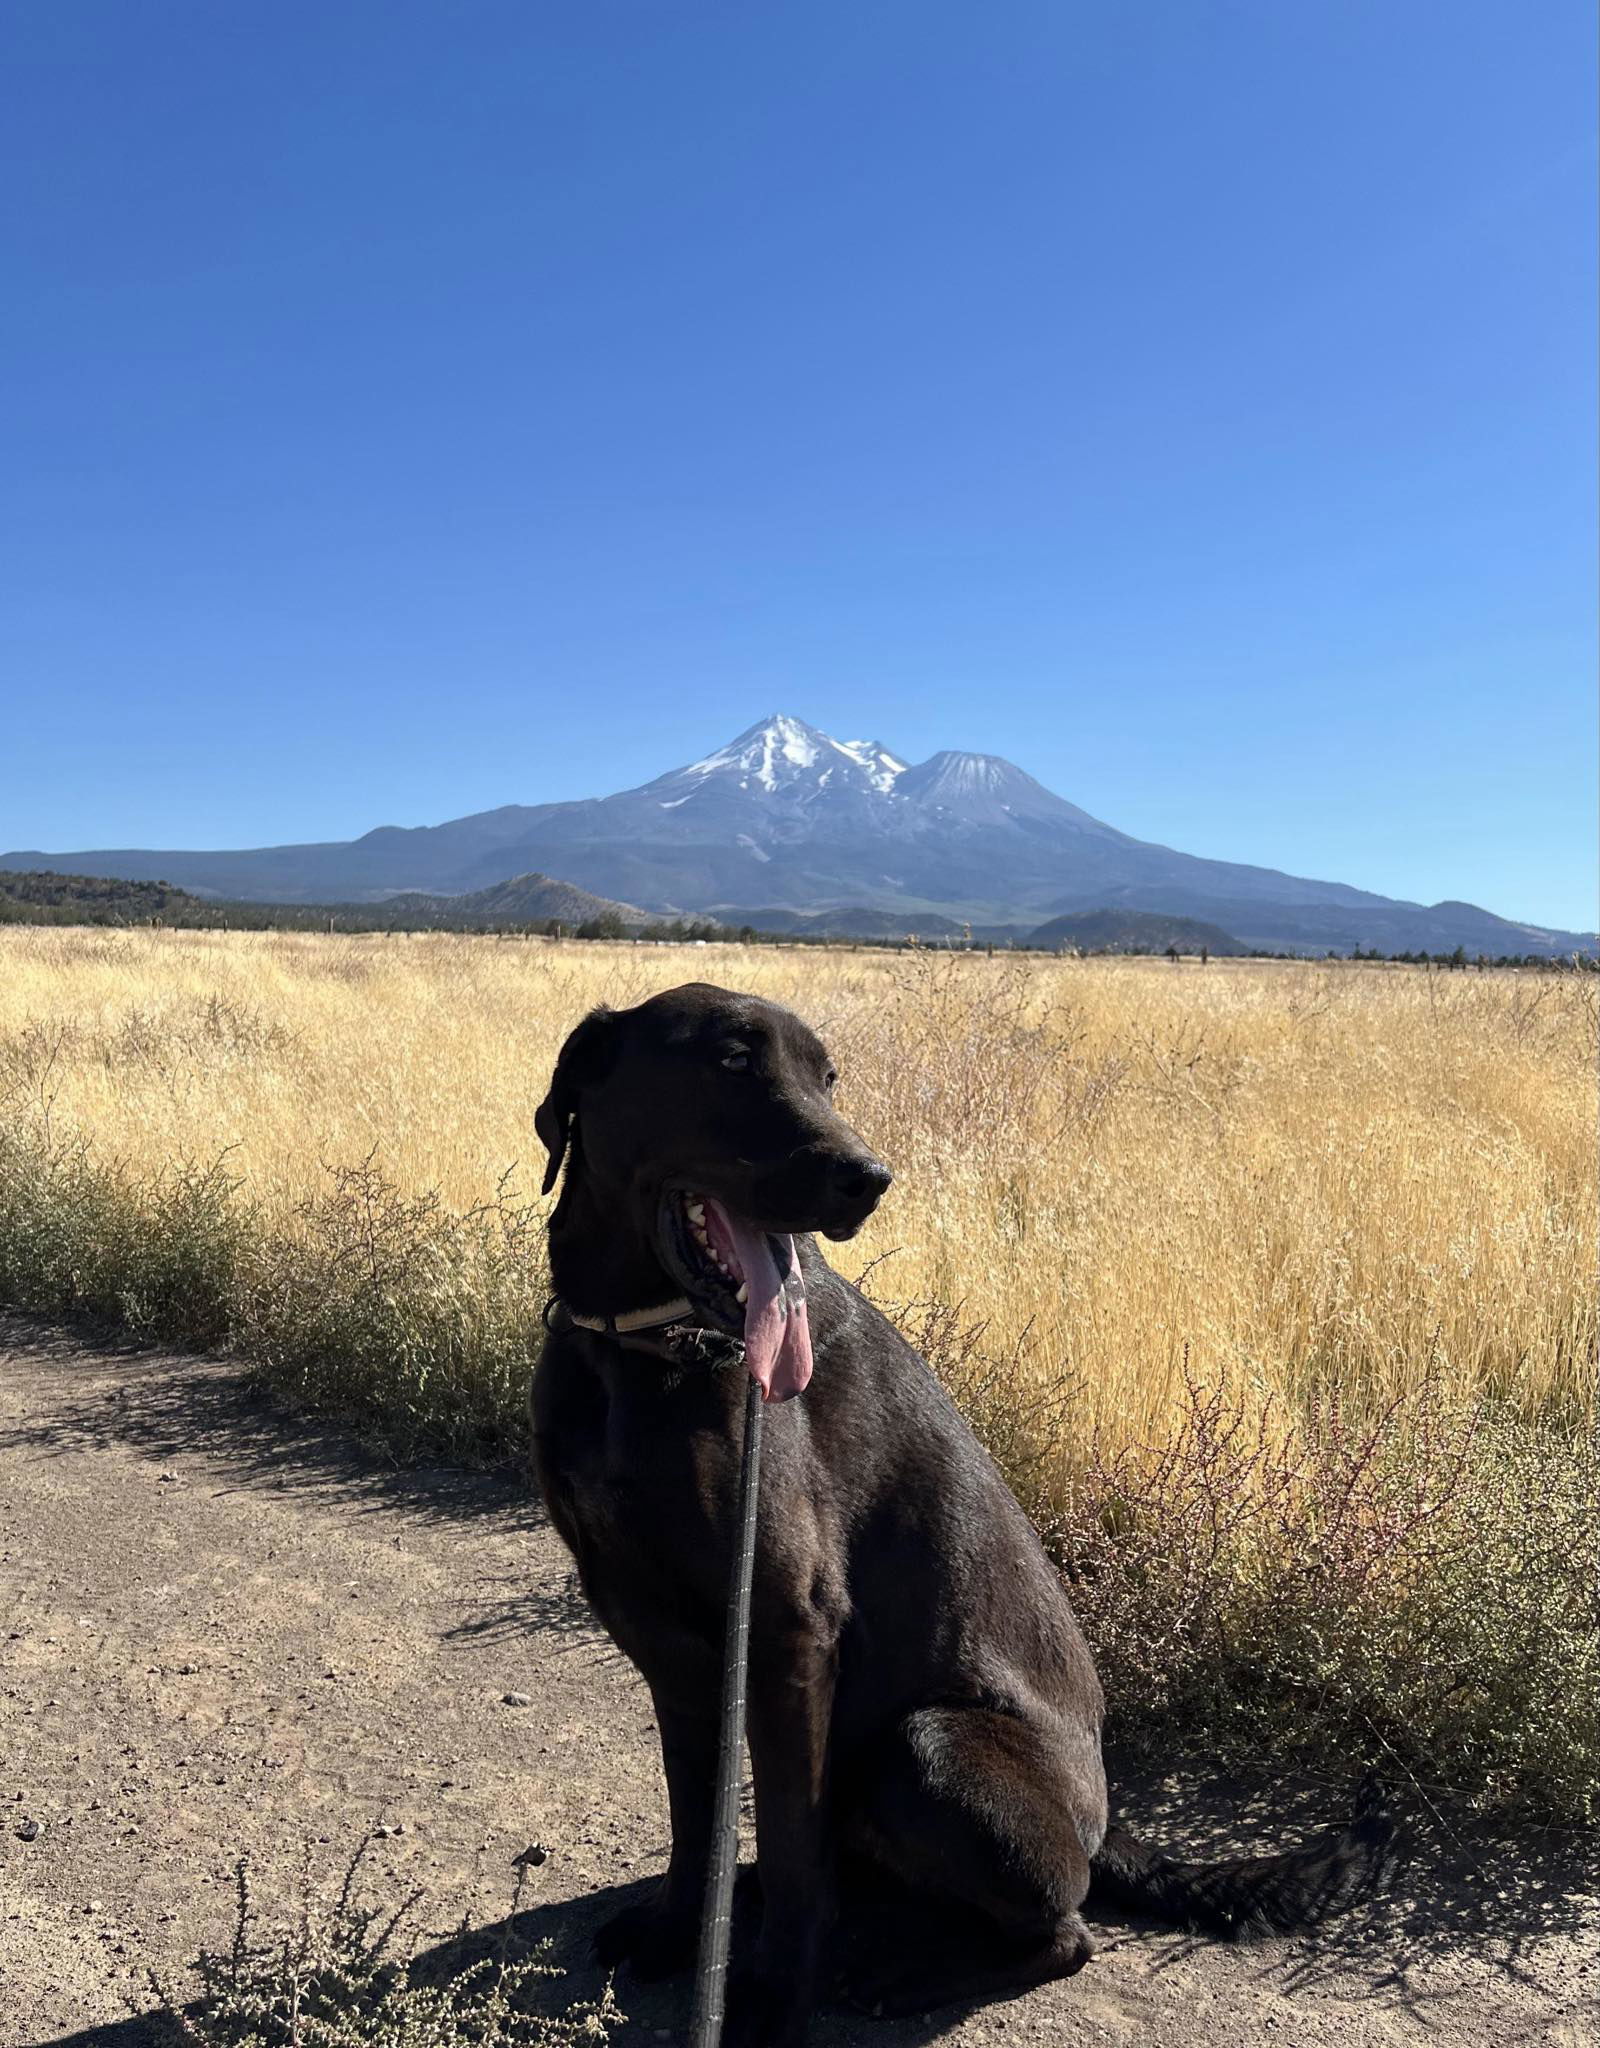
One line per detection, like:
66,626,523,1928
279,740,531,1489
561,1296,695,1337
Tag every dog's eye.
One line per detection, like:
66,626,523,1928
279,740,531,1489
721,1051,749,1072
824,1069,838,1090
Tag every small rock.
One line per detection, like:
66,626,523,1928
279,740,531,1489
514,1843,550,1867
158,1472,179,1484
17,1819,42,1841
502,1691,532,1708
373,1822,405,1839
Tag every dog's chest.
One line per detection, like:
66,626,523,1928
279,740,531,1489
532,1340,742,1658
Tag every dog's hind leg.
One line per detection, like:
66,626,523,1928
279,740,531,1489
840,1705,1101,2017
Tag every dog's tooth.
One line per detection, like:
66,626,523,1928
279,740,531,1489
735,1282,748,1303
686,1201,705,1223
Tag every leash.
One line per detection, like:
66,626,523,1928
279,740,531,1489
688,1373,765,2048
547,1292,764,2039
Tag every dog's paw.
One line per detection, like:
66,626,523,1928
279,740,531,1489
841,1952,936,2020
724,1963,813,2048
591,1888,697,1980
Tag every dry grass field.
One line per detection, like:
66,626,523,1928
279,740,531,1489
0,927,1594,1821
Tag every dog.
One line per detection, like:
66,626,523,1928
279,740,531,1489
530,983,1392,2046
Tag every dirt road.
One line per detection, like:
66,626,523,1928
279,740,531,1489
1,1316,1592,2047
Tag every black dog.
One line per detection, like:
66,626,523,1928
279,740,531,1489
531,984,1391,2045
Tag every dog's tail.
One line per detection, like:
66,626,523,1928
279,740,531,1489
1087,1772,1396,1938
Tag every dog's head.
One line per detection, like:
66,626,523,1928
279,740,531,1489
536,982,891,1398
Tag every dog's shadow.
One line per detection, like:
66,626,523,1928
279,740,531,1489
38,1802,1600,2048
45,1875,979,2048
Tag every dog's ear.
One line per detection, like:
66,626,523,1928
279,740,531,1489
536,1005,621,1195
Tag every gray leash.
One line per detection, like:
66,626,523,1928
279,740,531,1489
688,1374,765,2048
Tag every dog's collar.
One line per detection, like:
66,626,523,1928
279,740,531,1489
545,1295,746,1377
550,1295,695,1338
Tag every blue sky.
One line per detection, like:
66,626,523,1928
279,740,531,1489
3,2,1595,929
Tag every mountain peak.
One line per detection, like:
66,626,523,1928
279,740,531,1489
906,749,1022,791
677,714,905,797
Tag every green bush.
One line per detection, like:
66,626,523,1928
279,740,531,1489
0,1120,544,1464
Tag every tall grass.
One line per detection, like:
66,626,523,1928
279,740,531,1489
0,929,1594,1819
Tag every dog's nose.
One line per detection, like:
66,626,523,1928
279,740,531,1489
829,1155,893,1207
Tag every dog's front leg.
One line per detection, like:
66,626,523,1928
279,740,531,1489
728,1631,838,2048
593,1692,717,1979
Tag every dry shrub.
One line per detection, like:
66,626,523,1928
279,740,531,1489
245,1154,546,1462
0,1123,248,1348
901,1294,1598,1827
1053,1360,1598,1825
153,1841,623,2045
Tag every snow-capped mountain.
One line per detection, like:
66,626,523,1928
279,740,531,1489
669,715,906,799
4,712,1591,957
604,714,1123,854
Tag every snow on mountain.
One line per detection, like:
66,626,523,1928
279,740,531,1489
676,714,905,799
832,736,907,794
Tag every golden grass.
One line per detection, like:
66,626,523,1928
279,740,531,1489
2,927,1596,1818
1,927,1592,1453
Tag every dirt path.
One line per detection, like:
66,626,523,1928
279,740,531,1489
0,1317,1593,2048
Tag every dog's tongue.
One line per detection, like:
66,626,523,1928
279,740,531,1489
703,1200,813,1402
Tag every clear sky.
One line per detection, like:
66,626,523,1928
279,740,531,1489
3,2,1595,929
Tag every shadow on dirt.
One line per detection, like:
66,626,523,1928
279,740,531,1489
1103,1751,1597,2021
36,1771,1600,2048
0,1311,543,1527
39,1826,1600,2048
41,1872,1042,2048
0,1313,617,1651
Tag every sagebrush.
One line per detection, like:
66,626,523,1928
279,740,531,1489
151,1842,623,2046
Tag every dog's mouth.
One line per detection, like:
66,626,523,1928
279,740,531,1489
658,1188,813,1404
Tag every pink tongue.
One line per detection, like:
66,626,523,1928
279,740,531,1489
703,1200,813,1402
